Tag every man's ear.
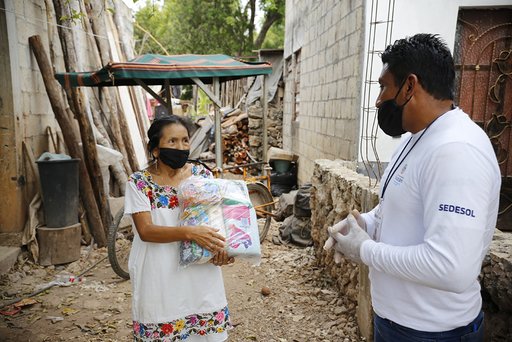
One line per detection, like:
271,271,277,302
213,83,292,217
406,74,419,96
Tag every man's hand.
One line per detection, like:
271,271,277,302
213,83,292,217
324,210,367,263
332,213,370,263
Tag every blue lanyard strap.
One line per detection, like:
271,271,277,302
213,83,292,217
380,113,446,199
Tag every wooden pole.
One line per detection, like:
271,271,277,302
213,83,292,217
262,74,268,167
86,1,132,178
53,0,112,232
29,35,107,246
103,88,133,175
69,88,112,233
213,78,222,172
115,91,140,172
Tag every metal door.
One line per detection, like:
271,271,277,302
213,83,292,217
454,8,512,231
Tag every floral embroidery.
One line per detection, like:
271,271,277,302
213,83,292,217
129,165,211,210
133,306,231,341
191,164,213,179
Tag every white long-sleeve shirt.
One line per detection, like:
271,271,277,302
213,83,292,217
360,108,501,332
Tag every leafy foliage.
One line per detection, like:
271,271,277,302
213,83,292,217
134,0,284,56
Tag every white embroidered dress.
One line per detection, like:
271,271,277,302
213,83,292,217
124,165,230,342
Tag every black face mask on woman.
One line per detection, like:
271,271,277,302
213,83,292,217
377,78,412,137
158,148,190,169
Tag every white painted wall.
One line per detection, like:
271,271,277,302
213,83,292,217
359,0,512,163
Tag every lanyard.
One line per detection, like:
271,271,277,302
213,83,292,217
380,111,448,199
380,103,455,200
381,134,421,200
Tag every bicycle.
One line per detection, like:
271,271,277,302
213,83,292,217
108,161,275,280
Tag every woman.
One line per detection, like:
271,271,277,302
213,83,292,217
124,115,233,341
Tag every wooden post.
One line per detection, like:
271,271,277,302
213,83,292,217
86,3,132,178
165,79,173,115
69,89,112,233
262,74,268,167
104,88,133,175
115,91,140,172
213,78,222,173
28,35,107,247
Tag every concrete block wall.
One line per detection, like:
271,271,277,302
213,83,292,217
283,0,365,184
0,0,135,235
0,0,64,235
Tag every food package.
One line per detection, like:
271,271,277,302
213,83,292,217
177,176,261,266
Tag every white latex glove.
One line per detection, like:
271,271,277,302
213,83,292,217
323,210,366,263
332,213,370,263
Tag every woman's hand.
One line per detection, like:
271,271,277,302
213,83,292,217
186,226,226,253
211,250,235,266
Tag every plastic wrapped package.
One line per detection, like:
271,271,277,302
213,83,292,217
177,176,261,266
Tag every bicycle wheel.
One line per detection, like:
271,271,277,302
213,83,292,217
107,206,133,280
247,182,274,242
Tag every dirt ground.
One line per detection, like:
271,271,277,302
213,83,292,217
0,222,364,342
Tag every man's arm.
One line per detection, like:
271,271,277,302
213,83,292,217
360,142,497,293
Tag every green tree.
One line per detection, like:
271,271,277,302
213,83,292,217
254,0,284,49
260,16,284,49
134,0,284,56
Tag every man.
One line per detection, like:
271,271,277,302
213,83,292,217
324,34,500,341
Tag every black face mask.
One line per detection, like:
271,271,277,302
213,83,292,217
377,79,412,137
158,148,189,169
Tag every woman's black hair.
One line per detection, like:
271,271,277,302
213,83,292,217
147,115,192,159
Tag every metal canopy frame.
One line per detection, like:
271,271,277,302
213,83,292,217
128,76,268,170
131,75,269,171
55,54,272,171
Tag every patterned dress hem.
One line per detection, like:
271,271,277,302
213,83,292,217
133,305,231,342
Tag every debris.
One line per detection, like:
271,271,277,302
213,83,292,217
62,307,79,316
0,306,21,316
292,315,304,322
53,273,85,286
74,323,98,334
261,286,271,296
14,298,38,308
46,315,64,323
79,281,113,293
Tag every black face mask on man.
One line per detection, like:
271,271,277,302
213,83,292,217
377,78,412,137
158,148,189,169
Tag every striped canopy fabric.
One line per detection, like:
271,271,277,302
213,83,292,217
55,54,272,88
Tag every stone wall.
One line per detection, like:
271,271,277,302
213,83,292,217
311,160,379,340
311,160,512,341
283,0,365,184
248,98,284,162
481,229,512,341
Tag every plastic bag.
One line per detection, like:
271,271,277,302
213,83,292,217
177,176,261,267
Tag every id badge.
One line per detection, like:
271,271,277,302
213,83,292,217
373,200,383,241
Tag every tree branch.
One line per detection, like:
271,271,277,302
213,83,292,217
253,11,281,50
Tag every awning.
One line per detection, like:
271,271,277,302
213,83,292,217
54,53,273,170
55,54,272,88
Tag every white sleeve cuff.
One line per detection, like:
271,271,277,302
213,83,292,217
360,239,377,265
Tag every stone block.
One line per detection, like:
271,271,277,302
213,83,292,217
248,118,262,129
0,246,21,275
481,229,512,312
249,135,262,147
